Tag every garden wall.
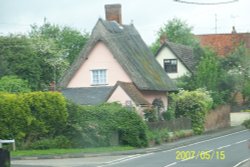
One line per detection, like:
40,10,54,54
204,105,231,131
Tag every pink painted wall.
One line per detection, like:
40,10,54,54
107,85,135,106
107,85,145,117
67,42,132,88
140,90,168,109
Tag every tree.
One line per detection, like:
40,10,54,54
177,48,234,106
0,35,43,90
0,21,89,91
195,49,220,91
30,36,69,89
158,18,197,46
29,21,89,64
0,34,67,90
0,75,31,93
222,44,250,103
150,18,200,56
195,48,236,105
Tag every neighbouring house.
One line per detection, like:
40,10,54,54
197,27,250,107
60,4,177,116
155,39,195,79
196,27,250,57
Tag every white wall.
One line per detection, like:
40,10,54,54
156,47,190,79
230,112,250,126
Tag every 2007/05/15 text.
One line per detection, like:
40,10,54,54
176,150,225,160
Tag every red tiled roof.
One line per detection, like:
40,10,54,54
196,33,250,57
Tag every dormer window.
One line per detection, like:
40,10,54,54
164,59,177,73
91,69,107,85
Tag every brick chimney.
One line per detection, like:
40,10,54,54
105,4,122,24
160,34,167,45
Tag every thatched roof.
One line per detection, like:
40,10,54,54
109,81,150,105
156,41,196,74
60,19,177,91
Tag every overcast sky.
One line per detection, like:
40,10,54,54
0,0,249,44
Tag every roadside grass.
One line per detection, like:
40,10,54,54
11,146,135,157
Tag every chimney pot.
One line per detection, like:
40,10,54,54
105,4,122,24
232,26,237,34
160,34,167,45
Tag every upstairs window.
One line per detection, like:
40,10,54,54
164,59,177,73
91,69,107,85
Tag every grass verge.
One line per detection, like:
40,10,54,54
11,146,135,157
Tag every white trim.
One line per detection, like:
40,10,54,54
90,69,108,85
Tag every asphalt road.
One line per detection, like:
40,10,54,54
12,129,250,167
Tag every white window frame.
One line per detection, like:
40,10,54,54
91,69,107,85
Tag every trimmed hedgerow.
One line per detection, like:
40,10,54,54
66,102,148,148
23,92,68,142
0,92,148,149
0,93,31,141
116,107,148,147
0,92,68,149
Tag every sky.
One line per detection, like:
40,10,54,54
0,0,250,44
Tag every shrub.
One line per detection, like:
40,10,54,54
242,119,250,129
0,93,31,141
152,98,164,120
172,89,213,134
67,103,148,148
0,93,148,149
29,136,71,150
174,130,185,138
147,129,169,145
0,92,68,149
116,108,148,147
144,98,165,122
0,75,31,93
143,108,157,122
23,92,68,142
162,107,175,121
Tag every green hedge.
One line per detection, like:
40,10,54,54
0,93,30,141
66,102,148,148
23,92,68,141
0,92,68,149
172,89,213,134
0,92,148,149
242,119,250,129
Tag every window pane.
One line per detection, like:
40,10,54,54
92,69,107,85
163,59,177,73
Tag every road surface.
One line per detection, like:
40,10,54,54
12,129,250,167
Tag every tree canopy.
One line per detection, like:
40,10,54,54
150,18,200,54
29,21,89,64
0,75,31,93
0,21,89,91
222,44,250,103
